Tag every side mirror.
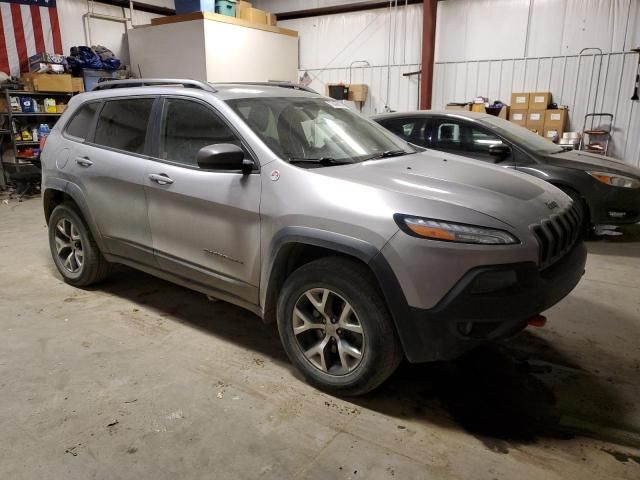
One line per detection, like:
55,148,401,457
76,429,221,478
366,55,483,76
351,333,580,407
196,144,251,172
488,143,511,162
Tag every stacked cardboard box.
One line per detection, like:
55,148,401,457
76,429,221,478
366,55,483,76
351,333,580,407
236,1,276,25
508,91,567,141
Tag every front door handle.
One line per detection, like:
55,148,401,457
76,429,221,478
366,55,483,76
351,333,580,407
149,173,174,185
75,157,93,167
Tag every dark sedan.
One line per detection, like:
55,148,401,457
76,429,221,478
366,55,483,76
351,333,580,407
372,111,640,229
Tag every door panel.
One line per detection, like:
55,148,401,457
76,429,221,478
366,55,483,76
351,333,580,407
429,117,515,167
145,97,261,304
68,98,155,264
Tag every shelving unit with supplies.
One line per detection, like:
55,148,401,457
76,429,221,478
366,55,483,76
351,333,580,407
0,89,74,187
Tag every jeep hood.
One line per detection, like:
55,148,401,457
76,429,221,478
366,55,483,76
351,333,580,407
543,150,640,178
318,151,569,228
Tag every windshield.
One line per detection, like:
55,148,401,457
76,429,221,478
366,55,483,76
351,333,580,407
481,115,564,155
226,97,415,165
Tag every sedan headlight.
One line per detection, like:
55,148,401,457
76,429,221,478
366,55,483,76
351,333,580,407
394,214,519,245
587,171,640,189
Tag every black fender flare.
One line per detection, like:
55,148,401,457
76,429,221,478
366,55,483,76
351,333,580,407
262,227,417,360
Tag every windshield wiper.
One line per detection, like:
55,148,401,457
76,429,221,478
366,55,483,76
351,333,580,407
288,157,351,166
364,150,411,161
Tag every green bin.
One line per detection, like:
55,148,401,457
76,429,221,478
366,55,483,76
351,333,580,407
215,0,236,16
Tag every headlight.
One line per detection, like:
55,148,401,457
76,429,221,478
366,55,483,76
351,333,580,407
587,171,640,188
394,214,519,245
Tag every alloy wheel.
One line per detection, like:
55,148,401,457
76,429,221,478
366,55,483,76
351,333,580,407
54,218,84,274
291,288,365,376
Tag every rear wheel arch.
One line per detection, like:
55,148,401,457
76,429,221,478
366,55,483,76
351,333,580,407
43,186,108,252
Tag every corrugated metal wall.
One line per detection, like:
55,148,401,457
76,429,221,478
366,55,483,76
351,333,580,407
279,3,424,115
275,0,639,167
433,0,640,166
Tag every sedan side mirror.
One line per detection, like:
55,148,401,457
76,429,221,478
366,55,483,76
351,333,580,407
488,143,512,162
196,144,252,172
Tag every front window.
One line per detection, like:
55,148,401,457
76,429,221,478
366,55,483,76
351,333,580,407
481,115,564,155
227,97,415,166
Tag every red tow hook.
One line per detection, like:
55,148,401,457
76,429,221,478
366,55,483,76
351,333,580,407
528,314,547,327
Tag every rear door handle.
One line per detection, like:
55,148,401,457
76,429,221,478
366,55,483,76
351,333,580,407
149,173,174,185
75,157,93,167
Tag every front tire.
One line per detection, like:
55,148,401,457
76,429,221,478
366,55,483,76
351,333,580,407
48,202,111,287
277,257,403,396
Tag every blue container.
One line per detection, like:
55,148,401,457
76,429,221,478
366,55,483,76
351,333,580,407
215,0,236,16
175,0,217,15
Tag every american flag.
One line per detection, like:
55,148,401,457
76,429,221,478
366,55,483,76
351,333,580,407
0,0,62,77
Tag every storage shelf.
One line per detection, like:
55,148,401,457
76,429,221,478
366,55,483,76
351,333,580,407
6,90,74,97
16,141,41,146
9,112,62,117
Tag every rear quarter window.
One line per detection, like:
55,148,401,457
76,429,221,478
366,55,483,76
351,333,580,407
93,98,154,154
64,102,100,141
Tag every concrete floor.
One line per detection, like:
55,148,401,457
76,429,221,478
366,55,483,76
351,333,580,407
1,197,640,480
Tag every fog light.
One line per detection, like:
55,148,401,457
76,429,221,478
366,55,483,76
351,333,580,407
458,322,473,336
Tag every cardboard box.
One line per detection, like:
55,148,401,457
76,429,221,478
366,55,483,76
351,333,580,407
267,12,277,26
22,73,73,92
72,77,85,93
531,92,551,109
509,108,528,126
236,1,251,18
347,84,368,102
471,104,485,113
29,62,65,73
445,103,471,111
528,128,544,136
526,109,546,131
511,92,530,109
56,104,68,113
543,127,561,142
241,6,267,24
0,98,7,112
544,108,567,129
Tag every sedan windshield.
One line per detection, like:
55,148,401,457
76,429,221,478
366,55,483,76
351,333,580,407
227,97,415,165
481,115,564,155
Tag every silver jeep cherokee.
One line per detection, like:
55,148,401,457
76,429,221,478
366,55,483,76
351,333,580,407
41,79,586,395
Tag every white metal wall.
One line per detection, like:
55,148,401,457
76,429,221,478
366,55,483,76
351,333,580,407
273,0,639,166
56,0,171,63
279,3,424,114
433,0,640,166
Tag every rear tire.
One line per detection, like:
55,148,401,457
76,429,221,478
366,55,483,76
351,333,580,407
48,202,111,287
277,257,403,396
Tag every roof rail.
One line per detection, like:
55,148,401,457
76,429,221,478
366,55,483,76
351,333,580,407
93,78,217,92
213,81,318,94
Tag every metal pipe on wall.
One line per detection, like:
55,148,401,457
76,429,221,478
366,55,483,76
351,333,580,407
419,0,437,109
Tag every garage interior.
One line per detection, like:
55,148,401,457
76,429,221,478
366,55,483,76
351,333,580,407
1,0,640,479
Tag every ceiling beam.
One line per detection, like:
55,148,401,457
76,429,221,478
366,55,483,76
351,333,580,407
95,0,176,17
276,0,423,21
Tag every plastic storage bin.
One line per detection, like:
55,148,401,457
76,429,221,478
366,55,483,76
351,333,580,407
215,0,236,16
175,0,217,15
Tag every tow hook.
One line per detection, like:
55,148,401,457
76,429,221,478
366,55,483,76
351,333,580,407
528,314,547,327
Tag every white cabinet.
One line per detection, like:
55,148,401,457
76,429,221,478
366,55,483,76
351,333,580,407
128,13,299,83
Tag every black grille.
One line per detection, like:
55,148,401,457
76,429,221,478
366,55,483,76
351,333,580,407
531,202,582,269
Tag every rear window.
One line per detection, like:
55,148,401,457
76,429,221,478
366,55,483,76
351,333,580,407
65,102,99,141
93,98,154,154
